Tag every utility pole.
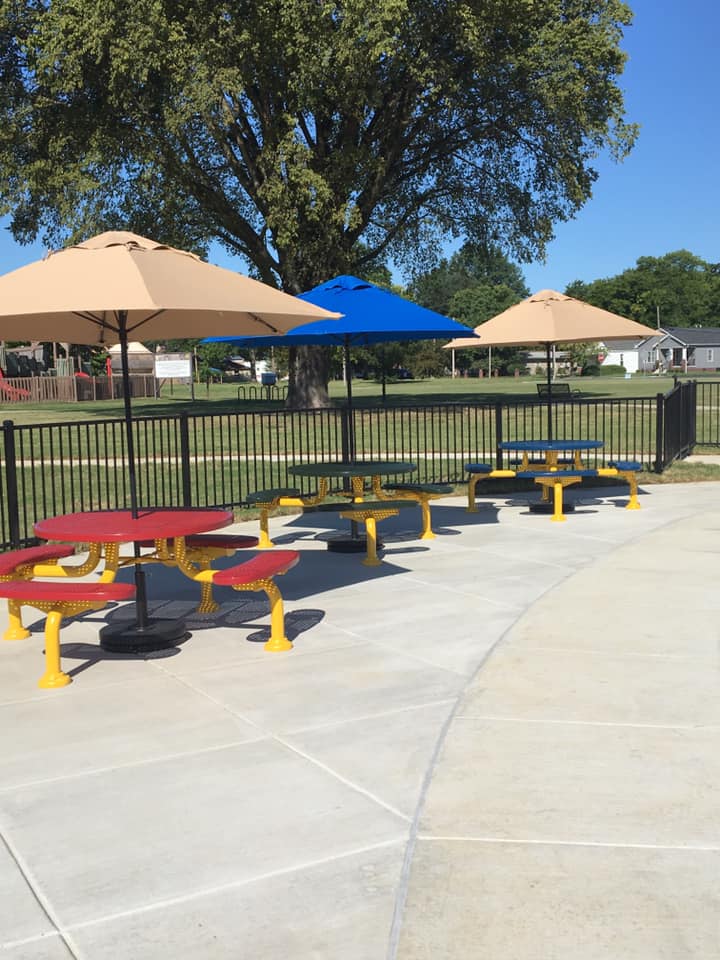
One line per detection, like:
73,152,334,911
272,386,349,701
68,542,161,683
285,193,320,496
656,305,660,329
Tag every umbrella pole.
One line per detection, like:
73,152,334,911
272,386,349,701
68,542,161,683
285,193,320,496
118,318,139,518
100,318,191,652
344,336,362,543
345,337,355,460
117,316,151,633
545,342,553,441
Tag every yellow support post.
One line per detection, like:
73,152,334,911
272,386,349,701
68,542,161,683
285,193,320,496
38,610,72,689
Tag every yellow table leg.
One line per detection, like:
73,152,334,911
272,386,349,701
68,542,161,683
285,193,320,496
534,476,582,523
257,507,275,549
551,480,566,522
363,516,380,566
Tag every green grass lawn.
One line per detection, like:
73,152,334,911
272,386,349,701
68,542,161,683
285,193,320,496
0,373,682,426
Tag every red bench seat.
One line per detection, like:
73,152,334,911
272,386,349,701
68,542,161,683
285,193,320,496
0,580,136,689
0,544,76,579
213,550,300,652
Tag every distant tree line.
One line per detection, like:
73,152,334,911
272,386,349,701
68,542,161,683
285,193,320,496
565,250,720,330
170,246,720,384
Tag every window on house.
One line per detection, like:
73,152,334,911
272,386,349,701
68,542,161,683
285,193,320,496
708,349,714,363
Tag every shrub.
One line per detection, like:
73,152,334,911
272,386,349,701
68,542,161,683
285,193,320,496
598,364,626,377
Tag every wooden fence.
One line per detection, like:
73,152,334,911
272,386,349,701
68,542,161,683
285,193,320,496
0,375,157,403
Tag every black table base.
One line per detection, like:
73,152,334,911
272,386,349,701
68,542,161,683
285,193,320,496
528,501,576,515
326,535,385,554
100,617,188,654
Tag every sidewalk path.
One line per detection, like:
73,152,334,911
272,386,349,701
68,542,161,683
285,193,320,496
0,482,718,958
396,490,720,960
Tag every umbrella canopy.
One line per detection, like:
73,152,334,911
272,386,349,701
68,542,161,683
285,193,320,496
205,274,473,454
0,231,341,513
0,231,340,343
445,289,656,348
207,274,471,347
445,288,657,438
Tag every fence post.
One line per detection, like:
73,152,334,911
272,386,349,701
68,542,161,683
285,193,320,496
689,380,697,452
340,407,352,461
2,420,22,547
654,392,664,473
494,403,504,468
179,413,192,506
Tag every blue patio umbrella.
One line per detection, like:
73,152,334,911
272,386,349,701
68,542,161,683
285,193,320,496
205,275,475,455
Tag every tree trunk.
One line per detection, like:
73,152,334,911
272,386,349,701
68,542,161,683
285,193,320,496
287,344,331,408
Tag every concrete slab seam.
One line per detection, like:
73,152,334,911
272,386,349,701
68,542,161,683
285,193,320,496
151,666,418,820
280,697,457,736
0,736,269,796
59,837,407,935
415,835,720,852
0,826,81,958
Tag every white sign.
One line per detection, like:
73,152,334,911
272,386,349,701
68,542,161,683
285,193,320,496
154,353,192,379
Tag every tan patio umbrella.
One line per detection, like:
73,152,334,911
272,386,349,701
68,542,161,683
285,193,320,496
0,231,341,647
445,289,656,439
0,230,340,508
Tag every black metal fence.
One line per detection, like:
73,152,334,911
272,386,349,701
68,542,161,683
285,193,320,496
695,380,720,446
0,381,707,549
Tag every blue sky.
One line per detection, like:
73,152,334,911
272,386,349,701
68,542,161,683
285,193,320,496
0,0,717,293
522,0,720,291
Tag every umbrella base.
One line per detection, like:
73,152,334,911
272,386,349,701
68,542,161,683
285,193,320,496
100,617,188,654
528,501,575,515
327,535,384,553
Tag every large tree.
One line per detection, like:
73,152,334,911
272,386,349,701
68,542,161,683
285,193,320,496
411,242,530,316
0,0,636,405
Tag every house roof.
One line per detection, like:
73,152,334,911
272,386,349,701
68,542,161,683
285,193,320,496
660,326,720,346
601,338,646,351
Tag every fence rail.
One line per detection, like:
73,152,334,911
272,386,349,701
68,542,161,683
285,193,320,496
0,381,708,549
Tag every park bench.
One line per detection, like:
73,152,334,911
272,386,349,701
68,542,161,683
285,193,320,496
536,382,581,398
0,579,136,688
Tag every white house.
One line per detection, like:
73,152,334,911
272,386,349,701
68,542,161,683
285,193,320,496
599,338,648,373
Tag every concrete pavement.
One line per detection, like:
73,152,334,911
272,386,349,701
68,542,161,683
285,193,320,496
1,480,718,958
